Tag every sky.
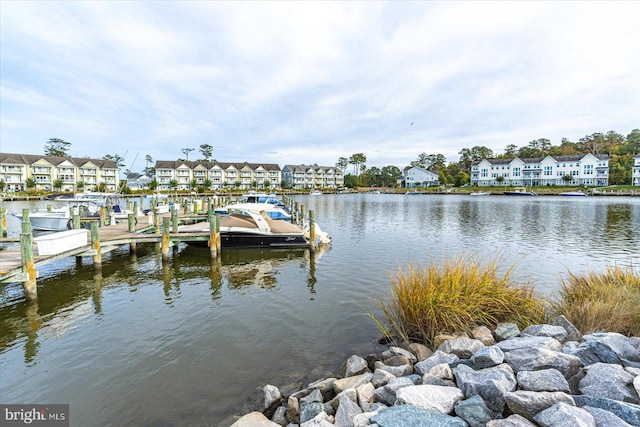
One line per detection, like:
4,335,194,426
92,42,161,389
1,1,639,172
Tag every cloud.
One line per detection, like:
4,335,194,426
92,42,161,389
1,1,639,168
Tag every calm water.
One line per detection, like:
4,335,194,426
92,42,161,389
1,194,639,426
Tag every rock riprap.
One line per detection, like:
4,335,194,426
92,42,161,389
229,320,640,426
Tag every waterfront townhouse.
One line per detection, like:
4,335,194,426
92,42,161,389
0,152,119,192
281,165,344,189
633,155,640,186
470,154,609,187
399,165,440,188
154,160,282,191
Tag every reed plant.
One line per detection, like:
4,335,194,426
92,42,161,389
551,265,640,336
371,253,547,347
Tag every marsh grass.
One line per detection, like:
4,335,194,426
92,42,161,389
371,254,547,347
551,265,640,336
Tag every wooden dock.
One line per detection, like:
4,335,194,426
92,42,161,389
0,209,220,300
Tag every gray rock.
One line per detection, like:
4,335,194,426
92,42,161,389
292,377,337,402
330,388,358,411
356,382,376,411
374,377,414,406
495,335,563,353
568,368,587,395
582,332,640,368
345,355,369,377
471,345,505,369
407,342,433,362
516,369,571,393
335,393,363,427
579,362,639,404
570,340,624,366
422,374,458,388
382,346,418,364
504,390,575,421
301,411,333,427
521,324,568,343
286,396,300,424
371,404,468,427
300,402,325,424
428,363,454,380
244,384,282,419
371,368,396,388
453,363,517,413
395,384,465,414
414,350,460,375
494,322,520,341
582,406,634,427
454,394,494,427
372,361,413,377
635,376,640,399
486,414,537,426
533,402,595,427
383,354,411,367
271,406,288,426
630,337,640,353
472,325,496,346
333,372,374,394
300,389,323,406
438,337,485,359
573,395,640,426
230,411,281,427
549,315,582,342
503,346,581,379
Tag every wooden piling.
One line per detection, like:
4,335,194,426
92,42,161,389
20,211,38,300
1,207,7,237
209,212,218,258
161,216,170,261
300,205,306,226
128,213,137,254
309,210,316,253
90,221,102,268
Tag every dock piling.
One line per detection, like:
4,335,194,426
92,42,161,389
161,217,171,261
309,210,316,253
20,211,38,300
208,212,218,258
90,221,102,268
1,207,7,237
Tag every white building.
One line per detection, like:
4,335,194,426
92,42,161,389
470,154,609,187
633,155,640,186
400,166,440,188
154,160,282,191
0,152,119,192
281,165,344,189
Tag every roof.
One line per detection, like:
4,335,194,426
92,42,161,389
0,152,117,168
155,160,281,171
471,153,609,166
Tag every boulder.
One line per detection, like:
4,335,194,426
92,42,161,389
356,382,376,411
582,332,640,368
371,368,396,388
453,363,517,413
495,335,563,353
382,346,418,364
504,390,575,421
301,411,334,427
434,332,470,349
470,345,505,369
521,324,568,343
438,337,485,359
573,395,640,426
486,414,537,426
454,394,494,427
582,406,634,427
334,393,363,427
549,315,582,342
286,396,300,424
270,406,287,426
578,362,639,403
345,354,369,377
333,372,373,394
494,323,520,342
395,384,465,414
383,354,412,367
472,325,496,346
371,404,468,427
516,369,571,393
503,346,581,379
243,384,282,419
428,363,454,380
300,402,325,424
374,376,414,406
230,411,280,427
533,402,595,427
407,342,433,361
414,350,459,375
373,361,413,377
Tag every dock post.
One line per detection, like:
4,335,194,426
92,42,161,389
1,207,6,237
161,216,171,261
73,210,81,229
20,211,38,300
300,205,306,226
128,213,137,254
309,210,316,253
208,212,218,258
171,208,178,233
90,221,102,268
154,207,160,234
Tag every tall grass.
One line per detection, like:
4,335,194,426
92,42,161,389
551,265,640,336
371,254,547,347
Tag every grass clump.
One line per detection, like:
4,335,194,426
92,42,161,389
551,265,640,336
372,253,546,347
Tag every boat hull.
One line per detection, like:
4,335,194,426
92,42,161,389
13,212,70,231
503,192,536,196
220,232,310,248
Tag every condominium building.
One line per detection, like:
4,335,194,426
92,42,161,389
633,155,640,186
154,161,282,191
281,165,344,189
470,154,609,187
399,166,440,188
0,152,119,192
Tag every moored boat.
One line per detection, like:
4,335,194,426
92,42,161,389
559,191,587,197
469,191,490,196
503,187,537,196
215,203,292,221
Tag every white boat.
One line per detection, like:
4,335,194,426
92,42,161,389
12,196,106,231
214,203,292,221
242,192,286,208
503,187,537,196
559,191,587,197
309,190,322,196
470,191,490,196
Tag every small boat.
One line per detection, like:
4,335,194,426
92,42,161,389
559,191,587,197
503,187,537,196
242,192,286,207
183,208,331,249
405,191,424,195
470,191,490,196
215,203,292,221
309,190,322,196
12,196,107,231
